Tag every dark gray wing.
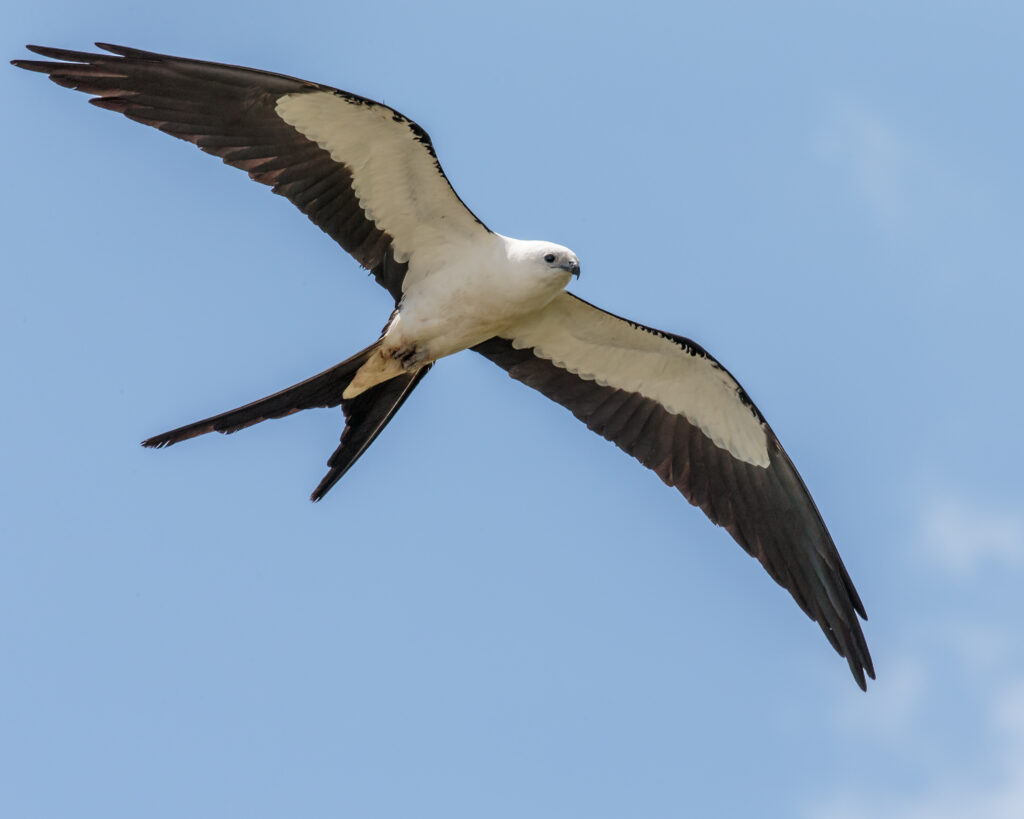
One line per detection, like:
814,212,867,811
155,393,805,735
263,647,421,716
474,293,873,689
13,43,490,302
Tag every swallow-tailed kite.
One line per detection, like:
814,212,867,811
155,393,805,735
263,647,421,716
14,44,874,688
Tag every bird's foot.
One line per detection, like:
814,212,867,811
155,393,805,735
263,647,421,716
391,345,428,371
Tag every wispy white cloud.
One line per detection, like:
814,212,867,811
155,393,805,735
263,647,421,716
947,621,1017,678
807,489,1024,819
814,103,910,226
919,494,1024,576
813,100,1013,266
832,656,927,748
809,676,1024,819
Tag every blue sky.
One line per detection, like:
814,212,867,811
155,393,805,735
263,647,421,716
3,2,1023,817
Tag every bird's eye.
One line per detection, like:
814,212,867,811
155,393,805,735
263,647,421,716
544,253,556,263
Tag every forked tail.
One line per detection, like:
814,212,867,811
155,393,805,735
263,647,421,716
142,341,430,500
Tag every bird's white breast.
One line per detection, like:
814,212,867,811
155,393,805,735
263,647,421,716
393,234,572,361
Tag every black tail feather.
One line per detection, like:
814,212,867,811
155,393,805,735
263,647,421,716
141,342,380,449
310,364,432,501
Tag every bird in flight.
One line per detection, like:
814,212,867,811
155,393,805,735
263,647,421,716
14,44,873,689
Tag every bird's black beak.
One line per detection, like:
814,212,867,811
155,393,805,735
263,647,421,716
564,261,580,278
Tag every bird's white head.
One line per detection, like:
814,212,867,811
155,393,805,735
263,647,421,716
511,240,581,281
494,237,581,313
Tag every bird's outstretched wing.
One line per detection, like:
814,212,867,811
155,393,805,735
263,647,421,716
13,43,490,302
475,293,874,689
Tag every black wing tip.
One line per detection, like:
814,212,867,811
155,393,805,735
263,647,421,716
93,42,133,54
141,434,174,449
838,587,873,690
11,56,56,72
141,422,221,449
839,619,875,691
11,43,114,73
16,43,93,63
24,42,134,55
853,596,868,621
851,657,877,692
13,43,161,71
309,471,340,503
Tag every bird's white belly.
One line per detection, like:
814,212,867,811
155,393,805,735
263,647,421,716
343,262,571,398
401,262,570,356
